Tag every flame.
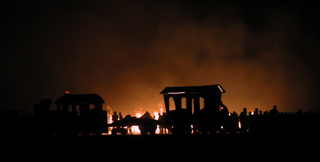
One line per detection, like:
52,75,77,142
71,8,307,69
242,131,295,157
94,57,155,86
106,106,113,124
154,111,159,120
153,111,161,134
135,112,142,118
130,111,161,134
106,106,116,134
130,126,140,134
158,101,164,115
155,125,160,134
106,103,246,135
126,112,142,134
109,106,164,135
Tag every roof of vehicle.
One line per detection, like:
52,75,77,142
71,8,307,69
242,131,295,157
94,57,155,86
160,84,225,94
55,94,105,105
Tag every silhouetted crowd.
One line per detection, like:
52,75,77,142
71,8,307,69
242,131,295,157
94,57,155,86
224,106,320,134
1,105,320,136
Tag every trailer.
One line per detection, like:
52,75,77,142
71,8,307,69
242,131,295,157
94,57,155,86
34,93,108,136
160,84,229,134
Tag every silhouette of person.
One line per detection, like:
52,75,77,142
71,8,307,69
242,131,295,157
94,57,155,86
112,111,118,123
270,105,279,116
239,108,248,133
119,112,123,121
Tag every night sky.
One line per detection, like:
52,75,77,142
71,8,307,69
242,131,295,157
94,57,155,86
1,0,320,115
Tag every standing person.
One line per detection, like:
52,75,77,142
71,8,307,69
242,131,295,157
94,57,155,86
239,108,248,133
112,111,118,123
119,112,123,121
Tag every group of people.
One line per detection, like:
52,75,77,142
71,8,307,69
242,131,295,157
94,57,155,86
110,105,320,134
224,105,320,134
112,111,123,123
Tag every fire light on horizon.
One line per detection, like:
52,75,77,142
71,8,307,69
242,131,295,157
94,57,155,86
154,112,159,120
135,112,142,118
106,101,168,135
130,109,162,135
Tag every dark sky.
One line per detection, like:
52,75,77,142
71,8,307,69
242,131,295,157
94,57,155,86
1,0,320,115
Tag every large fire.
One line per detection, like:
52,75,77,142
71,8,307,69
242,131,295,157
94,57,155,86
127,103,164,135
130,112,141,134
130,109,163,135
107,105,164,135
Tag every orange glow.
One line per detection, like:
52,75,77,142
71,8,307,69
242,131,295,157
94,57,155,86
66,91,70,94
159,108,163,115
135,112,142,118
154,111,159,120
106,106,113,124
126,112,142,134
154,111,160,133
108,107,164,135
130,126,140,134
129,110,162,135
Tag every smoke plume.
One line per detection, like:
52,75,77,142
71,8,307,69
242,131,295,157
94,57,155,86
1,0,320,115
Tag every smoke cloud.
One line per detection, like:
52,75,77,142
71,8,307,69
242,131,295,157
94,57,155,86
2,0,320,115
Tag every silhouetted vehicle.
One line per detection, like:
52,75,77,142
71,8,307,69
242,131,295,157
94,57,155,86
160,85,228,134
34,93,108,136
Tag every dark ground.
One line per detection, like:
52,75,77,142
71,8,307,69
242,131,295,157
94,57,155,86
1,133,319,160
2,133,318,148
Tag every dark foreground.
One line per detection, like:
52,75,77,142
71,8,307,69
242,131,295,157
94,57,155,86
1,133,319,160
2,133,319,146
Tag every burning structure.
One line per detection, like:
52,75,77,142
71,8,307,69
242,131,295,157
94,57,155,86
160,84,228,134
